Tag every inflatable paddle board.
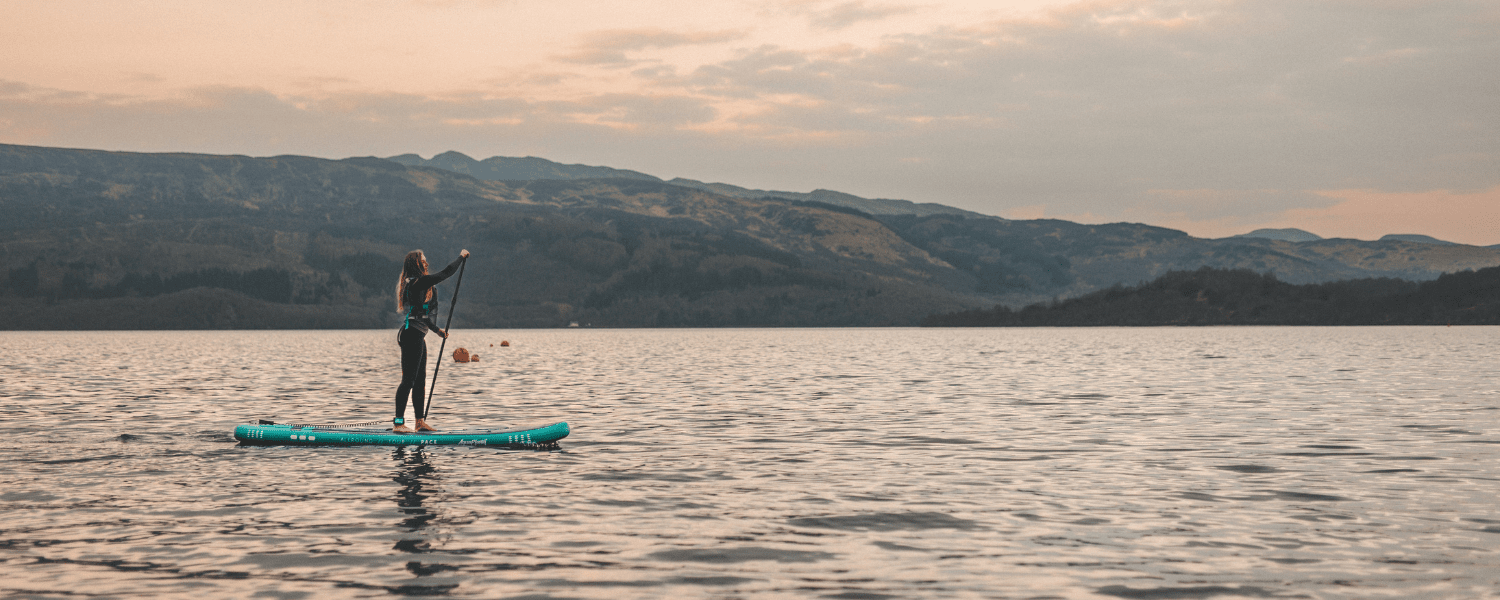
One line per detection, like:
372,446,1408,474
234,420,569,447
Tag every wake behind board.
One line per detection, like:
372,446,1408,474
234,420,569,447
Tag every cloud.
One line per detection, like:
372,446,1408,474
539,93,719,129
396,0,517,7
2,0,1498,243
0,82,721,162
124,73,165,84
676,0,1500,209
557,28,747,67
0,79,85,103
291,76,357,91
0,80,32,97
782,0,919,30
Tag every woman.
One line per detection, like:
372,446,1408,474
394,248,469,432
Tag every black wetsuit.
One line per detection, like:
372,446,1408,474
395,256,464,422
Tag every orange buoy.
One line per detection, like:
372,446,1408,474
452,347,470,363
500,340,510,347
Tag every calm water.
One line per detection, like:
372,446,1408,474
1,327,1498,599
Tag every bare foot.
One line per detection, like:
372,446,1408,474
393,424,414,433
415,419,438,432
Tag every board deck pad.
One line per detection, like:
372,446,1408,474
234,421,569,447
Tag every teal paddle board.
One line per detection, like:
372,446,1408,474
234,420,569,447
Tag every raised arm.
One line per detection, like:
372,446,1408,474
412,251,469,289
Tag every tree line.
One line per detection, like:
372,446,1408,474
922,266,1500,326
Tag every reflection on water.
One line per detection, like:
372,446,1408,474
391,448,461,595
0,327,1498,599
394,448,440,534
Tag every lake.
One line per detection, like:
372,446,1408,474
2,327,1497,599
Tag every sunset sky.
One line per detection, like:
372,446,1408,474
3,0,1497,244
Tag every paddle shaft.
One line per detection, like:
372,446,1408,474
424,255,467,418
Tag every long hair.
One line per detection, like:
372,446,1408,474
396,250,432,311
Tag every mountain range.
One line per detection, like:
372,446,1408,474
2,143,1497,329
1233,228,1463,246
386,151,984,218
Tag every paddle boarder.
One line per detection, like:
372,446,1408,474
394,248,469,433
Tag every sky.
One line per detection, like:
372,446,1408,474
3,0,1498,244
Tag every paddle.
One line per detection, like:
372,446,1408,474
424,254,467,420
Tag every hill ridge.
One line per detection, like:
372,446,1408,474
387,152,985,218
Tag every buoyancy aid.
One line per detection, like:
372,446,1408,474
401,278,440,331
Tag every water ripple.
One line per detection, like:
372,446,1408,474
2,327,1498,599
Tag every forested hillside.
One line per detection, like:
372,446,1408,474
0,145,980,328
923,267,1500,326
3,143,1497,329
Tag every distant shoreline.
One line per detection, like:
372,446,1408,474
5,267,1500,330
923,267,1500,327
